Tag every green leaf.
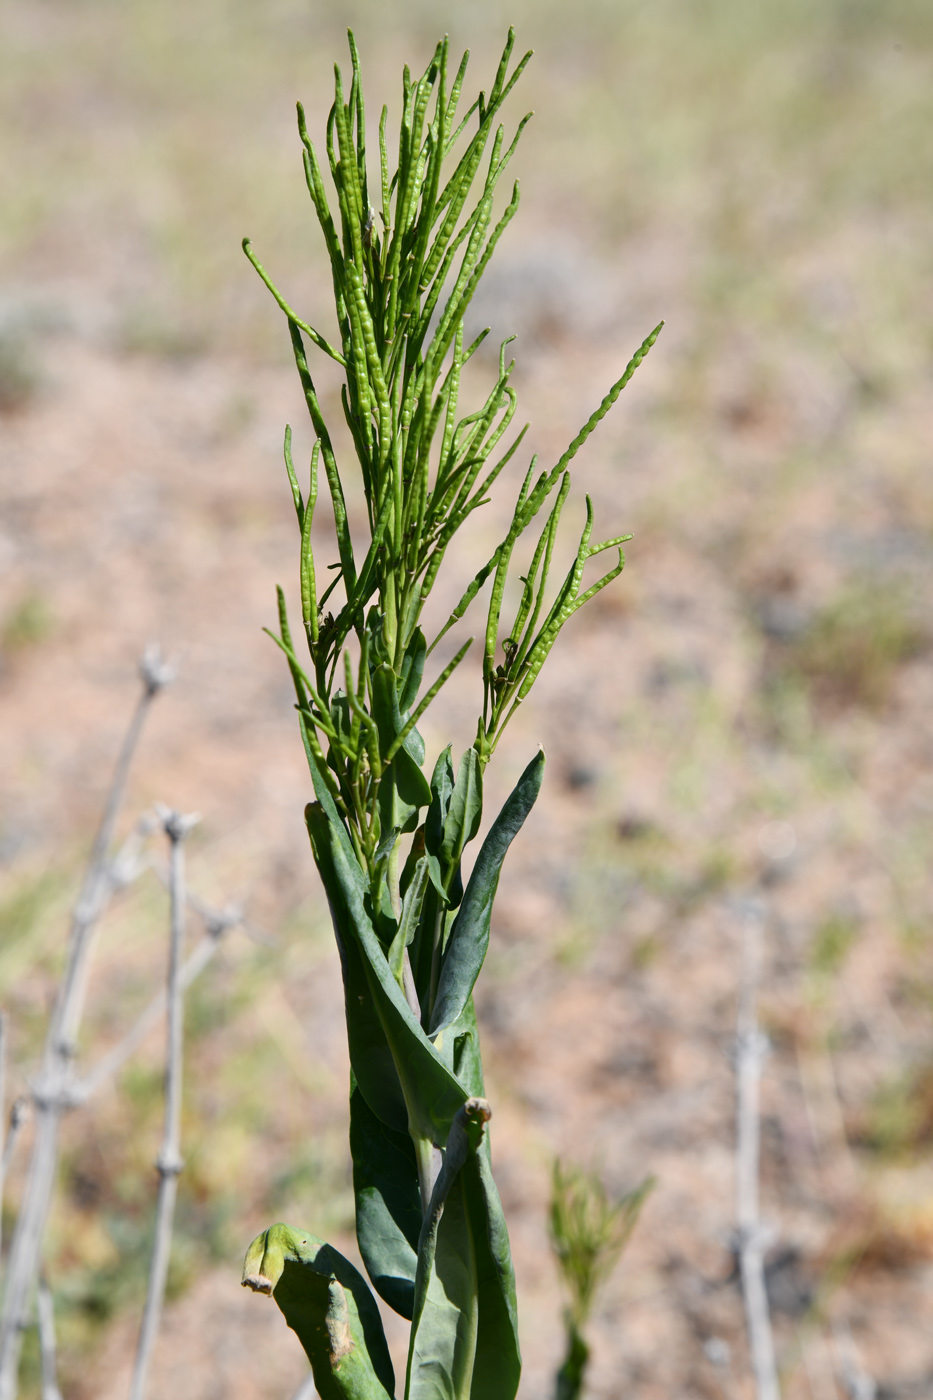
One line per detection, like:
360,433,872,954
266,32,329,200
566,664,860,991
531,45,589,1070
448,996,486,1100
408,1175,477,1400
388,857,429,983
372,664,432,835
242,1223,395,1400
306,802,467,1142
426,747,456,853
460,1148,521,1399
321,846,409,1132
399,627,428,712
302,803,404,1133
405,1100,521,1400
429,750,545,1036
436,748,483,904
350,1079,421,1321
400,824,444,905
307,735,357,860
349,992,487,1328
405,1102,485,1400
424,746,483,909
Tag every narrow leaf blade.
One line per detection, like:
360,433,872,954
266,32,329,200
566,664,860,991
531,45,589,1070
429,750,545,1035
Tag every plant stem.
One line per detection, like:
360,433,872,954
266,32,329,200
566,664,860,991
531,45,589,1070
554,1316,589,1400
833,1321,876,1400
735,902,780,1400
128,806,198,1400
36,1277,62,1400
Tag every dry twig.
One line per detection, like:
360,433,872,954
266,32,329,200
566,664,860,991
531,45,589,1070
0,649,172,1400
128,805,199,1400
833,1322,876,1400
1,1100,30,1183
36,1277,62,1400
735,901,780,1400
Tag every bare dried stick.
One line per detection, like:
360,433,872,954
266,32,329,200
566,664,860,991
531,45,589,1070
36,1277,62,1400
70,897,244,1106
0,649,172,1400
0,1048,29,1293
128,806,199,1400
833,1322,876,1400
735,902,780,1400
1,1101,30,1183
52,648,173,1061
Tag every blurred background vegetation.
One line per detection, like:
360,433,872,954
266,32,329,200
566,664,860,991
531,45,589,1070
2,1,932,1396
2,0,931,365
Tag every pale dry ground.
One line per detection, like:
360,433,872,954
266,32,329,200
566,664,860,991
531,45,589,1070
3,3,933,1398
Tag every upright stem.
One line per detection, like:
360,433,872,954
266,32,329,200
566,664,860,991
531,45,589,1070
129,807,197,1400
0,651,172,1400
55,649,172,1061
36,1277,62,1400
554,1317,589,1400
735,902,780,1400
833,1322,876,1400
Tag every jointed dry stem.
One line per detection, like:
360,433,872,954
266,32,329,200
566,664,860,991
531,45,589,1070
129,807,198,1400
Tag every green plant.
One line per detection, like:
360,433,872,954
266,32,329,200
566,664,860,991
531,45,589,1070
240,29,660,1399
548,1162,654,1400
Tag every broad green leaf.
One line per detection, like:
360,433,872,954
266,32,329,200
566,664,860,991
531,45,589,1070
306,802,466,1142
335,893,410,1133
307,748,346,835
406,1102,486,1400
350,997,486,1325
459,1148,521,1399
408,881,448,1016
405,1099,520,1400
408,1175,477,1400
304,802,407,1131
429,750,544,1036
350,1079,421,1320
242,1223,395,1400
